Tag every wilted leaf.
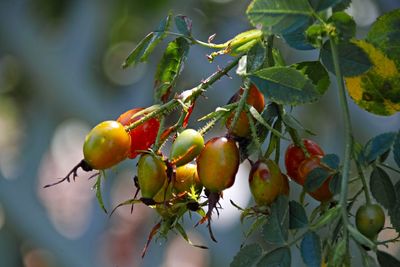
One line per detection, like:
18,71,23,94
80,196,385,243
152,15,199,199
344,40,400,116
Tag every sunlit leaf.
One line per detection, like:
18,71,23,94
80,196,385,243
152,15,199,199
154,37,190,102
95,175,107,214
367,9,400,67
246,0,312,34
250,66,320,105
123,13,172,68
327,11,356,41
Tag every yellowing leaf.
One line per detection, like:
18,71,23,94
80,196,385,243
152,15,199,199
345,40,400,116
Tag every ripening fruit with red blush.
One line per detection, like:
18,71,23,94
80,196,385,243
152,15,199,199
226,84,265,137
174,163,202,194
197,136,239,193
249,159,286,205
117,108,160,159
285,139,324,185
170,129,204,167
83,120,131,170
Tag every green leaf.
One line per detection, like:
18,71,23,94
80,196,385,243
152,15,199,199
370,167,396,210
174,15,192,36
322,154,340,170
321,41,372,77
230,244,263,267
332,0,351,12
256,247,291,267
377,250,400,267
246,41,267,73
309,0,343,11
305,24,326,48
246,0,312,34
300,231,321,267
95,175,107,214
282,19,315,50
344,40,400,116
327,11,356,41
292,61,330,95
394,131,400,168
250,67,320,105
282,113,315,135
367,9,400,67
389,202,400,234
304,167,331,192
329,173,341,195
154,37,190,103
123,13,172,68
262,195,289,244
364,132,397,164
289,200,308,229
249,106,288,139
310,205,341,229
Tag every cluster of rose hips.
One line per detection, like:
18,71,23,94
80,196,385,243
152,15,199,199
45,82,385,254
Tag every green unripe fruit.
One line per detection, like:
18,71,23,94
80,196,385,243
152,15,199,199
170,129,204,167
137,154,167,199
356,203,385,239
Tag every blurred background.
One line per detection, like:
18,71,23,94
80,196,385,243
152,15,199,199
0,0,399,266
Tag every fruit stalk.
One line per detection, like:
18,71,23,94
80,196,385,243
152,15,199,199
329,36,353,240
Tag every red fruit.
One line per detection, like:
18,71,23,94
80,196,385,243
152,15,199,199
226,84,265,137
117,108,160,159
285,139,324,185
